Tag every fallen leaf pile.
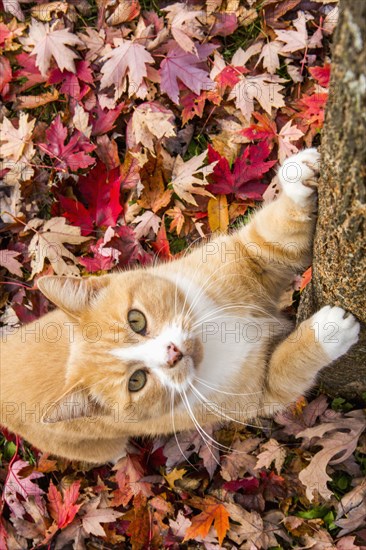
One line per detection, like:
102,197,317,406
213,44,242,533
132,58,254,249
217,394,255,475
1,0,365,548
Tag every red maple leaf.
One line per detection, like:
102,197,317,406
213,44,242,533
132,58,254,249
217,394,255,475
13,52,47,93
107,225,153,266
47,480,81,529
77,162,123,227
0,519,7,550
57,196,94,236
309,64,331,87
90,101,126,136
223,476,260,493
214,65,248,90
207,142,277,200
0,22,11,46
79,244,117,272
79,228,121,272
0,57,12,98
48,60,93,100
39,115,95,171
295,92,328,129
58,158,139,235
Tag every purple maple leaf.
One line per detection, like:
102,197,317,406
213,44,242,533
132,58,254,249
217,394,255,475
160,42,216,104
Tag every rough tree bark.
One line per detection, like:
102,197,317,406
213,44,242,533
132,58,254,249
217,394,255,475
297,0,366,398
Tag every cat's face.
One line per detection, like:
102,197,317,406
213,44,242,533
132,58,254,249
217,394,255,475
38,272,204,423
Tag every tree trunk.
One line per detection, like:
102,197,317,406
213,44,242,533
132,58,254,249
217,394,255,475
297,0,366,399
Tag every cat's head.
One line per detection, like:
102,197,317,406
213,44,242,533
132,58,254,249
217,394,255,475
37,272,204,424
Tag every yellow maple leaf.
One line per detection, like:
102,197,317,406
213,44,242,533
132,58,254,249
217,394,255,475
164,468,187,489
208,195,229,234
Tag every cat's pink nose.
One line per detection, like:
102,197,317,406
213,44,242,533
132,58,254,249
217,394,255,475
167,343,183,367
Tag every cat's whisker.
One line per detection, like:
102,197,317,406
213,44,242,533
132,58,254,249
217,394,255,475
191,308,264,331
194,376,262,397
172,235,207,323
182,256,275,324
188,382,264,430
183,258,246,321
170,389,197,469
174,272,178,319
190,307,256,330
180,388,255,456
191,301,281,329
179,389,222,461
180,263,205,321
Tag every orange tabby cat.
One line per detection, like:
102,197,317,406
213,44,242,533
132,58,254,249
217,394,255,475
0,149,360,463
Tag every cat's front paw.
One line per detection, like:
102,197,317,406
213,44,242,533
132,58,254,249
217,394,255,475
311,305,360,361
279,148,320,205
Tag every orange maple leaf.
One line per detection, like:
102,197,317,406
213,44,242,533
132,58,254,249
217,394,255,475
184,496,229,545
300,266,312,291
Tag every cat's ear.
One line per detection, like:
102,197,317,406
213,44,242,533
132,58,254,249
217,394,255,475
37,275,110,318
41,384,109,423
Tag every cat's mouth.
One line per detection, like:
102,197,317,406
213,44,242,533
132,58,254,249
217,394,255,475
166,354,195,390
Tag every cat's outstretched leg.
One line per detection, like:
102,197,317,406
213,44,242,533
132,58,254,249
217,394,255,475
237,148,320,291
262,305,360,412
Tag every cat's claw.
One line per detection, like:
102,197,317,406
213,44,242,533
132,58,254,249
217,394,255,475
279,148,320,205
310,305,360,361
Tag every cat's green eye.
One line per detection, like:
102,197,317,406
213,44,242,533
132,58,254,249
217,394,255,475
128,309,147,335
128,369,147,392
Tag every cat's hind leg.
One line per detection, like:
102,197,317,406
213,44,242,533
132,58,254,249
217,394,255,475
262,305,360,413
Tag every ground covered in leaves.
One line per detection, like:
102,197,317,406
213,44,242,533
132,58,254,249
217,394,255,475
0,0,365,548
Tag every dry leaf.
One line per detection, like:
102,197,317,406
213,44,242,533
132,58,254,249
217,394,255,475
297,410,366,501
131,104,176,151
0,249,23,276
230,74,285,121
81,496,123,537
221,437,262,481
27,217,89,278
16,89,59,110
72,103,92,138
226,502,276,547
0,112,35,162
171,150,217,206
31,2,69,22
162,3,204,55
21,19,83,76
255,438,286,474
256,41,282,74
105,0,140,25
132,211,161,239
100,38,154,100
335,481,366,536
